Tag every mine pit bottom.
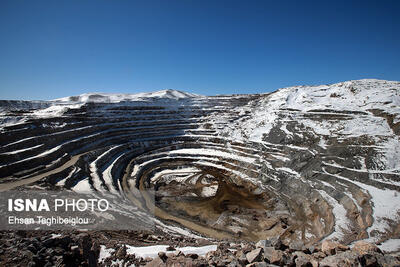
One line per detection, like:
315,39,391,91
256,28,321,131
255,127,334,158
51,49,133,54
153,171,292,241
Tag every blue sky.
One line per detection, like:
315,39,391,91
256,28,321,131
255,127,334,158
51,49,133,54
0,0,399,100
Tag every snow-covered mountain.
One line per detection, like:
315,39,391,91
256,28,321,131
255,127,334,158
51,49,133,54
53,89,200,103
0,79,399,250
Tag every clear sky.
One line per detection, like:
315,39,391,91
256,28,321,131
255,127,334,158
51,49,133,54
0,0,399,100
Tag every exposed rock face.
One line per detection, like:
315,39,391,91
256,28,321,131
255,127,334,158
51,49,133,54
0,80,400,247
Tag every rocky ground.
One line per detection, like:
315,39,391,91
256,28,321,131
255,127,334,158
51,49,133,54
1,230,399,267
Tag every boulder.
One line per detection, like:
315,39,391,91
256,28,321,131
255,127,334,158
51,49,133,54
359,253,378,267
319,251,360,267
280,251,296,266
293,251,318,267
352,241,381,255
246,248,263,263
158,251,168,262
312,251,327,259
376,254,400,266
115,245,127,258
263,247,283,265
321,240,349,255
145,257,166,267
289,240,305,252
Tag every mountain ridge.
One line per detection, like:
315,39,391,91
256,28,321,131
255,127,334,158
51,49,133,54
52,89,201,103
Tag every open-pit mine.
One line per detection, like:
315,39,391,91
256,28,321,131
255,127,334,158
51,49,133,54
1,79,400,252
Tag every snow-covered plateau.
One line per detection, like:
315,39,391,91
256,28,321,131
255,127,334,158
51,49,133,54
1,79,399,249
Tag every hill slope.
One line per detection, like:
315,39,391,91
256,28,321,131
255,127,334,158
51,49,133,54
0,80,399,249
